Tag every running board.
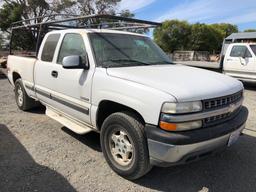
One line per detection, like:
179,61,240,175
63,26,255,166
46,107,92,135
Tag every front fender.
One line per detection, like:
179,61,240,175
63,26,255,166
91,68,176,126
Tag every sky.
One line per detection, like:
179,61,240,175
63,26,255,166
119,0,256,31
0,0,254,31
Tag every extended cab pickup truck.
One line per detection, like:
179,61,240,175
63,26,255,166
7,29,248,180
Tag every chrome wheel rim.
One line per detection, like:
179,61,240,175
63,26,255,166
17,85,23,106
109,129,134,166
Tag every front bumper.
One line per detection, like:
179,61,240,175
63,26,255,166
145,106,248,166
7,72,13,85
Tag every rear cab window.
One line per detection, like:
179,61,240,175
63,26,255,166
41,34,61,62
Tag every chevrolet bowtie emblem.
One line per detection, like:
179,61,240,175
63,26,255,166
229,103,236,113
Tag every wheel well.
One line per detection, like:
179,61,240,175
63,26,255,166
96,100,145,130
12,72,21,83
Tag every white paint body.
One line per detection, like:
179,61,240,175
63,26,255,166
7,29,243,133
223,43,256,82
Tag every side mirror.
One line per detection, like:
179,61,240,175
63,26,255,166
62,55,89,69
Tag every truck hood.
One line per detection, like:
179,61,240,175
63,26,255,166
106,65,243,102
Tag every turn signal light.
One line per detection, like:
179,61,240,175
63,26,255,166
159,121,177,131
159,120,202,131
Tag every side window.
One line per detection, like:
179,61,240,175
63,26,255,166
245,48,252,57
230,46,252,58
57,33,86,64
41,34,60,62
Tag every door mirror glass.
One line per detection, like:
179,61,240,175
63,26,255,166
62,55,89,69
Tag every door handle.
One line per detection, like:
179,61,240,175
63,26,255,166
239,57,246,66
227,59,233,61
51,71,58,78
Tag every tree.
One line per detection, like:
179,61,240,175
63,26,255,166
0,33,4,49
154,20,238,53
52,0,133,17
188,23,222,53
210,23,238,38
244,29,256,32
208,23,238,53
153,20,191,52
119,9,134,18
0,0,76,33
75,0,121,15
0,1,23,33
0,0,133,32
0,0,134,51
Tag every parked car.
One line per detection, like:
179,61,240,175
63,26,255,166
7,16,248,180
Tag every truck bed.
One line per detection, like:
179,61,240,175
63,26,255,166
7,55,37,99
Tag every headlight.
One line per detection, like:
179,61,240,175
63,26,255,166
159,101,203,131
161,101,202,114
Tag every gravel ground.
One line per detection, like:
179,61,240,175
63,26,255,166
0,72,256,192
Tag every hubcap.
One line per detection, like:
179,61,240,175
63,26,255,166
17,85,23,106
109,130,134,166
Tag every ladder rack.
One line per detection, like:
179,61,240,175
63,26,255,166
10,14,161,55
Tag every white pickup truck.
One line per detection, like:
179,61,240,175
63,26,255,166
177,43,256,82
7,28,248,180
223,43,256,82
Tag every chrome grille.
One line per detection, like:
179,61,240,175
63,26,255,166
204,91,243,110
203,91,243,126
203,108,241,126
204,112,231,124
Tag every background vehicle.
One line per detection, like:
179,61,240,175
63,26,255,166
177,33,256,82
7,15,248,180
223,43,256,82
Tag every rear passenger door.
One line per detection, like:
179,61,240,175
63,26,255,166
34,33,61,108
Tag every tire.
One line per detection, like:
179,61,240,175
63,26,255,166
101,111,152,180
14,79,38,111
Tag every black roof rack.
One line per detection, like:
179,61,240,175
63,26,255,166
10,14,161,56
11,14,161,30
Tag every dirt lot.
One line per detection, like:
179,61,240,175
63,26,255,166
0,73,256,192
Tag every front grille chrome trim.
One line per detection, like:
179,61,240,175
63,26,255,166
161,98,243,123
203,91,243,111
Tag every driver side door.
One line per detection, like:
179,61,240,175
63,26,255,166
224,45,254,73
51,33,94,124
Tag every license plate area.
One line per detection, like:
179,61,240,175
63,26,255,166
228,130,241,147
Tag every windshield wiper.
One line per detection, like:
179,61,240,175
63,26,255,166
103,59,150,66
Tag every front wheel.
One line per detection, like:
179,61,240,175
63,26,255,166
101,112,151,180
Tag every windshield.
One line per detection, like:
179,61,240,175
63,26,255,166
250,45,256,55
89,33,173,68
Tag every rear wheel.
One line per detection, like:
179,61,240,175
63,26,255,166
101,112,151,180
14,79,38,111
